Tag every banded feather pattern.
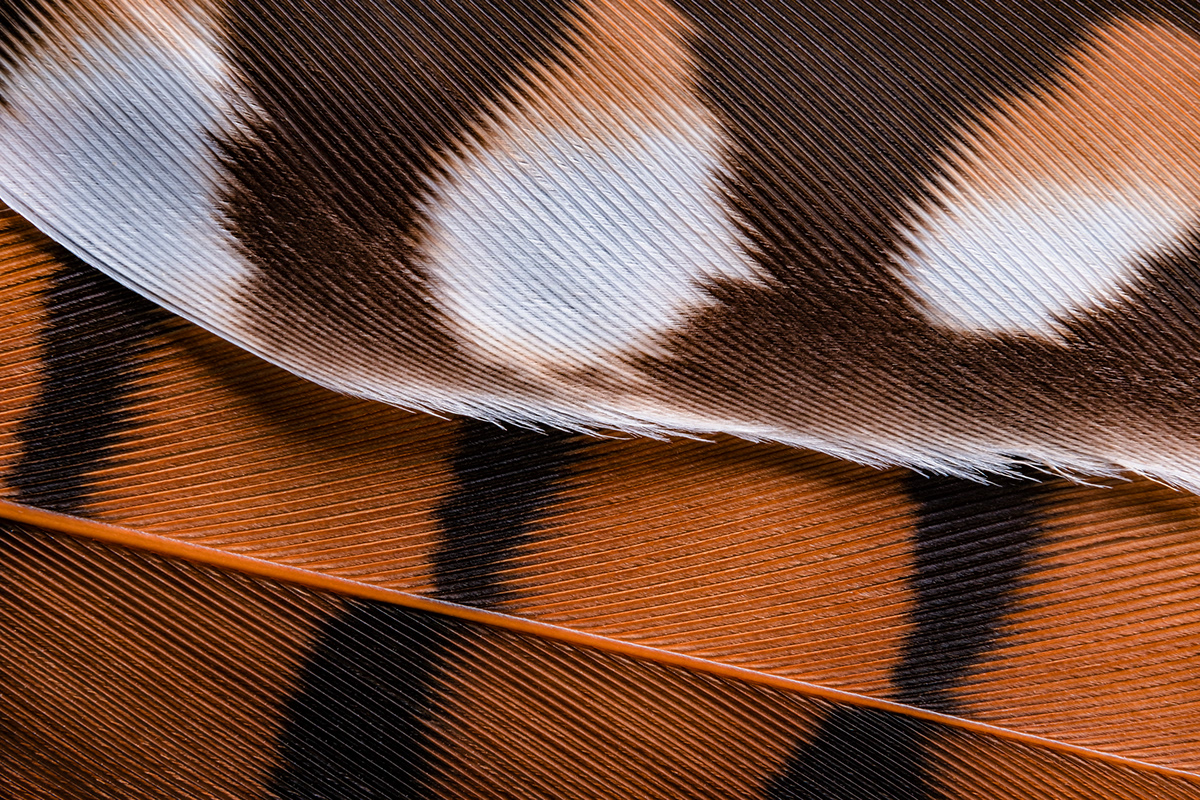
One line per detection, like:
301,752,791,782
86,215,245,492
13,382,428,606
2,204,1200,794
1,0,1200,797
8,522,1199,799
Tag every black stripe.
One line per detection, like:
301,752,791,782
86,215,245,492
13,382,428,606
766,473,1045,799
432,419,583,606
895,473,1045,713
270,602,457,800
766,707,937,800
273,423,582,796
10,255,165,514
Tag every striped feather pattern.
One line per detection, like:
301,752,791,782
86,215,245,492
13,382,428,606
2,202,1200,794
5,522,1200,799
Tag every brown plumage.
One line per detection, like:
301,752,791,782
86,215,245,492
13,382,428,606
4,1,1200,485
1,203,1200,794
3,1,1200,796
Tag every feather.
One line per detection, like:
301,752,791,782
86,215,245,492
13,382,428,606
4,0,1200,794
7,522,1198,799
1,203,1200,795
1,1,1200,487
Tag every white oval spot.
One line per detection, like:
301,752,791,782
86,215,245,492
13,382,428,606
898,178,1195,340
421,107,766,376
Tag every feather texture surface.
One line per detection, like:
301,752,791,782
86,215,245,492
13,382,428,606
8,521,1200,799
1,1,1200,486
2,203,1200,795
4,0,1200,796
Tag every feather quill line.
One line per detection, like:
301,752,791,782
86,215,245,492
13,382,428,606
2,494,1194,784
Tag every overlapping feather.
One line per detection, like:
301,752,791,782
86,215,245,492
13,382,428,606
2,0,1200,796
1,205,1199,794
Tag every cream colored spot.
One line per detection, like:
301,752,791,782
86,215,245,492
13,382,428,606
0,0,260,335
420,0,766,378
897,18,1200,341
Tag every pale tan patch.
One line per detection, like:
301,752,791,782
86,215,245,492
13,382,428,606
17,0,230,93
98,0,223,51
504,437,919,697
959,478,1200,770
32,0,218,35
0,523,342,799
519,0,706,140
427,625,819,799
967,17,1200,199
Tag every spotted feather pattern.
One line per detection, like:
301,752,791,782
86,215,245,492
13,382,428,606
2,1,1200,797
0,1,1199,485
